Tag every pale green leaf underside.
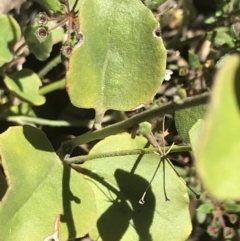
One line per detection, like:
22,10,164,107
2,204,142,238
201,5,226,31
0,126,96,240
4,68,46,106
0,15,21,67
196,55,240,199
189,119,204,154
67,0,166,114
175,105,207,144
82,133,191,241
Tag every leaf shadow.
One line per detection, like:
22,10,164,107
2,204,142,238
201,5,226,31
23,125,55,152
60,164,81,239
80,166,155,241
114,169,155,241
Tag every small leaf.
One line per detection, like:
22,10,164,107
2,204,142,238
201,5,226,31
197,203,214,213
224,203,240,213
147,0,167,10
0,126,96,240
82,133,191,241
230,23,240,41
188,50,201,69
207,28,235,47
4,68,46,106
67,0,167,125
196,211,207,224
175,105,207,144
0,15,21,67
24,26,53,61
41,0,62,12
196,54,240,199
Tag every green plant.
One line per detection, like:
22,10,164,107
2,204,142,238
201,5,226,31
1,0,240,240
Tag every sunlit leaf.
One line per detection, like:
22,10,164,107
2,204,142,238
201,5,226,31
4,68,46,106
196,54,240,199
189,119,204,154
0,126,96,240
0,15,21,67
67,0,167,126
82,133,191,241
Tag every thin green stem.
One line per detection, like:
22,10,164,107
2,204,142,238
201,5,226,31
2,116,92,127
58,92,210,158
63,145,191,165
39,78,65,95
37,55,62,79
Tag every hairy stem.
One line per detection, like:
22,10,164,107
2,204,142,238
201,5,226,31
58,92,210,158
63,145,191,164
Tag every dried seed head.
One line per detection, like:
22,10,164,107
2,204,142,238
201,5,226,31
35,27,48,42
229,214,238,224
36,12,48,25
62,45,73,58
207,224,219,238
223,227,235,239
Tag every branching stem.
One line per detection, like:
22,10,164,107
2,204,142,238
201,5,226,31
57,92,210,159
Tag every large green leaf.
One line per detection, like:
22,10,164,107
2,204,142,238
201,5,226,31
0,15,21,67
0,126,96,240
4,68,46,106
82,133,191,241
196,54,240,199
67,0,167,125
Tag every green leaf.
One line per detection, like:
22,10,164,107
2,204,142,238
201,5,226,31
188,50,201,69
206,28,235,48
82,133,191,241
0,126,96,240
175,105,207,144
4,68,46,106
224,203,240,213
196,54,240,199
0,15,21,67
215,53,231,69
67,0,167,125
24,26,53,61
189,119,204,154
196,203,214,224
147,0,167,10
40,0,62,12
197,203,214,213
